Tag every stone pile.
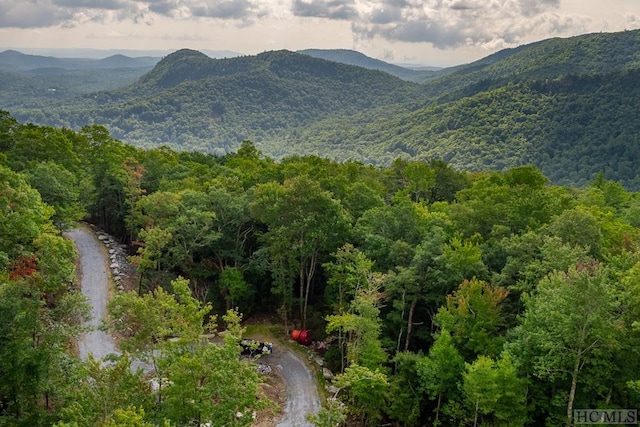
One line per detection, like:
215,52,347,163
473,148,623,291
256,363,272,375
94,229,135,292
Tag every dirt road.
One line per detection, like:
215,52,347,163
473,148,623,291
265,345,322,427
67,227,118,361
69,225,321,425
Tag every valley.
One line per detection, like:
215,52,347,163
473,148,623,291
2,29,640,188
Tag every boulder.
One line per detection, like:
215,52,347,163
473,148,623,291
323,368,334,381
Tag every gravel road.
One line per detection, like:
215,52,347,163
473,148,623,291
67,227,118,361
69,226,321,425
266,346,321,427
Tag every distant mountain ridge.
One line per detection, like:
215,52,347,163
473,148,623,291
134,48,425,90
0,47,242,60
421,30,640,99
5,29,640,188
297,49,439,82
0,50,159,71
9,48,424,154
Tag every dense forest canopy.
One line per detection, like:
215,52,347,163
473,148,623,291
3,29,640,189
1,113,639,426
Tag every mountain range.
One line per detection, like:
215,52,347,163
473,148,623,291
3,29,640,189
297,49,440,82
0,49,159,71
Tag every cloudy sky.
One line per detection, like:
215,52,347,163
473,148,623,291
1,0,639,66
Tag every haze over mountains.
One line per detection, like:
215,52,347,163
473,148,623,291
2,29,640,189
0,49,159,71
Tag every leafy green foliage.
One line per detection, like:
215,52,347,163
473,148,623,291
0,165,89,426
107,279,265,426
507,263,623,426
334,364,389,425
458,354,528,426
417,330,465,425
435,279,509,360
2,112,640,426
58,354,153,427
324,244,387,375
7,30,640,189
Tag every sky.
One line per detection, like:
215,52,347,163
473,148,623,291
1,0,639,67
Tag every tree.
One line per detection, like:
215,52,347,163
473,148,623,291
0,166,89,426
130,226,173,294
608,254,640,411
417,329,465,425
546,207,603,258
451,166,564,239
251,175,351,328
157,313,265,426
507,262,622,426
395,230,487,351
218,266,254,312
107,278,265,426
0,165,55,259
307,397,347,427
133,189,221,294
102,407,154,427
353,195,430,272
386,352,423,426
58,354,153,427
333,364,388,426
426,159,470,204
435,278,509,360
459,354,527,427
80,125,133,238
388,159,436,203
497,232,591,294
323,244,372,315
389,223,447,352
325,265,387,372
7,124,81,174
205,186,254,273
122,158,147,242
324,249,386,377
26,161,84,230
0,109,20,152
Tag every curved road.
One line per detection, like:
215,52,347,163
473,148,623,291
67,227,118,361
69,226,321,425
267,347,322,427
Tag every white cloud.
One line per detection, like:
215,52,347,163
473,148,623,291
1,0,639,67
346,0,586,49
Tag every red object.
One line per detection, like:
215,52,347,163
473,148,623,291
291,329,312,346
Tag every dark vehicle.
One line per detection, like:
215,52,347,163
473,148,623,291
240,339,273,357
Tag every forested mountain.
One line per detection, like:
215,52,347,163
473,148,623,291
289,67,640,188
1,113,640,426
0,50,156,109
420,29,640,99
0,67,153,108
10,49,426,154
297,48,438,82
0,49,159,71
6,29,640,188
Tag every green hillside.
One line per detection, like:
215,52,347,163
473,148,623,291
2,113,640,427
0,67,152,109
6,29,640,188
422,29,640,100
11,49,426,154
286,68,640,188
